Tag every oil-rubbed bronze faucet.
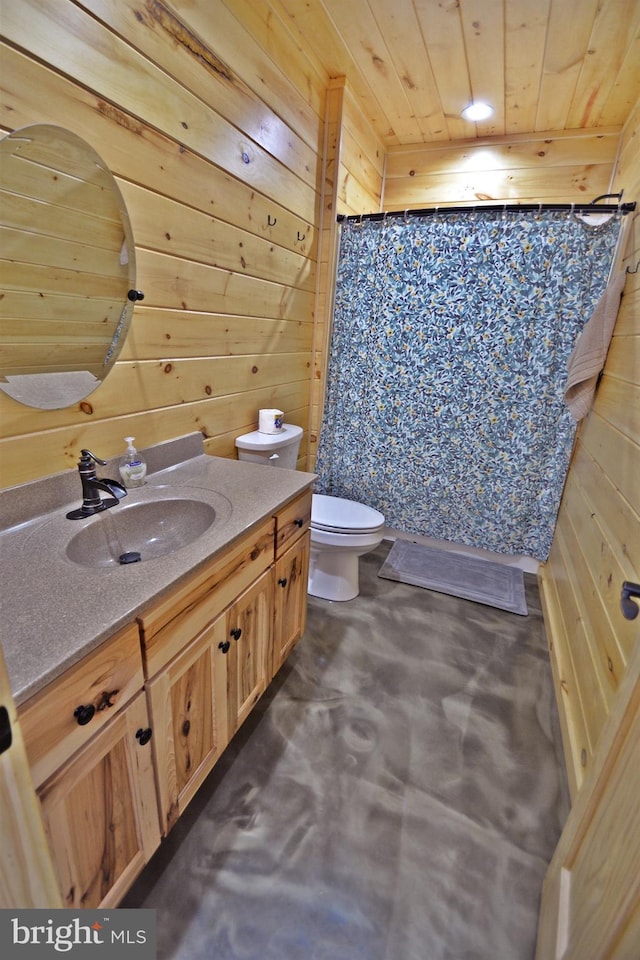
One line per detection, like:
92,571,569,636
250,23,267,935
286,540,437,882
66,449,127,520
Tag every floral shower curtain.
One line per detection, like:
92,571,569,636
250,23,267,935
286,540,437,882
314,209,622,560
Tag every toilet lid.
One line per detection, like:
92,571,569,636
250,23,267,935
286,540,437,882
235,424,302,451
312,494,385,533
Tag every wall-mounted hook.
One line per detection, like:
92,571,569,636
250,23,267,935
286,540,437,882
296,231,306,242
626,260,639,274
267,214,277,227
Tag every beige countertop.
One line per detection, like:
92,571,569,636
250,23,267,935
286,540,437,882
0,434,315,705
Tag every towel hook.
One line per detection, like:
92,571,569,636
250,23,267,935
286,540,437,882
267,214,277,227
296,231,306,242
626,259,640,274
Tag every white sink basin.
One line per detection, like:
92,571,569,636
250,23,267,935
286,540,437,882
65,498,218,567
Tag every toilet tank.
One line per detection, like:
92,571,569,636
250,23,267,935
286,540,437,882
235,423,303,469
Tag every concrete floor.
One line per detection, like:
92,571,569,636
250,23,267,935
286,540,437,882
124,540,569,960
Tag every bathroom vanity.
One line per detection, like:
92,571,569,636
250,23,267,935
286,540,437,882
1,435,314,908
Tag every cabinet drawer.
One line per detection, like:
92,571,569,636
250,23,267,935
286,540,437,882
275,488,312,558
139,517,275,677
19,623,144,789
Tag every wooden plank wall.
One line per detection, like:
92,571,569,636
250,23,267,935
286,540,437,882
308,79,384,469
383,129,620,209
0,0,328,489
539,99,640,799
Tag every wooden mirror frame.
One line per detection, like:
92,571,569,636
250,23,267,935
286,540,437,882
0,124,137,409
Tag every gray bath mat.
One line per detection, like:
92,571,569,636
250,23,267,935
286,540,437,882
378,540,528,616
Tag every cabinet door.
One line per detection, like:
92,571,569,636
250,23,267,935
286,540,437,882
226,569,273,735
37,692,160,909
146,615,229,835
273,531,310,678
0,646,61,908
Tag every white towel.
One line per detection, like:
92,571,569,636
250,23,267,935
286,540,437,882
564,270,626,421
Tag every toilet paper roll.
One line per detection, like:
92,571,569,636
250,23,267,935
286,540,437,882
258,408,284,434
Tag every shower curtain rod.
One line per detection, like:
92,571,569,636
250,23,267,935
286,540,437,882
337,197,636,223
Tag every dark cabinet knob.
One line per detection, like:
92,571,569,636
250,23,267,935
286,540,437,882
74,704,95,726
294,518,304,527
278,577,288,587
127,289,145,302
135,727,152,746
218,640,231,654
230,627,242,641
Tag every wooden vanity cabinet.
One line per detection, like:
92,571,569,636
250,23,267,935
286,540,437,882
18,625,160,908
12,485,313,904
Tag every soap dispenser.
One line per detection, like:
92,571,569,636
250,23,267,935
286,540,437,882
119,437,147,488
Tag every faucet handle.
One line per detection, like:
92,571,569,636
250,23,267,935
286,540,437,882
80,449,107,467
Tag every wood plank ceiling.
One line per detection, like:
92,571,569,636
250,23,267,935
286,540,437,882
275,0,640,146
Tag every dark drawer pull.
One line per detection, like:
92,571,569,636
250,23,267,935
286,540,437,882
74,704,95,726
230,627,242,641
218,640,231,654
294,518,304,528
136,727,152,746
278,577,288,588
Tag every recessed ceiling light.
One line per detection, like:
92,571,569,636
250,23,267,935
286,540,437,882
461,102,494,122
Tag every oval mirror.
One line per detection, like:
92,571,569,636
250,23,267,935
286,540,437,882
0,124,138,409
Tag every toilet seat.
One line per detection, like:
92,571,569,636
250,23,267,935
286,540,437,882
311,494,385,534
310,525,384,549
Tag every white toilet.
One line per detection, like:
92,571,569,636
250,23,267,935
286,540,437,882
235,425,385,602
